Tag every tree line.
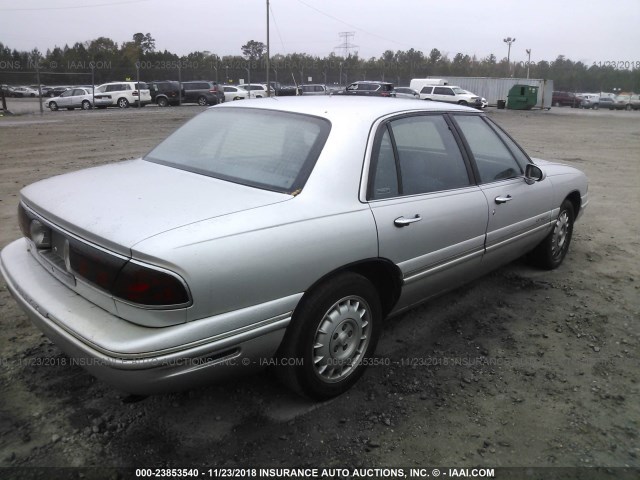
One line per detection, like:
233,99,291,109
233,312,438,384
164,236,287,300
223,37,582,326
1,33,638,92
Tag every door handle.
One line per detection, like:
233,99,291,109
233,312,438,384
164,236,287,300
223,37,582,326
394,215,422,227
494,195,513,204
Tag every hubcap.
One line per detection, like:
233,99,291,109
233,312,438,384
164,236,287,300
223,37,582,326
551,211,570,259
312,296,371,383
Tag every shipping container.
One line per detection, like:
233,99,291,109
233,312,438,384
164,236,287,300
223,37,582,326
427,76,554,109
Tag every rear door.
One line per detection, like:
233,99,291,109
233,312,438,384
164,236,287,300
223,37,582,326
367,113,488,310
433,86,455,104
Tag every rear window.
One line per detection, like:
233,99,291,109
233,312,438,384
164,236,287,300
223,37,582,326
145,108,331,194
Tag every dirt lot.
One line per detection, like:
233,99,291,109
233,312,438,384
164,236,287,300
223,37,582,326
0,102,638,477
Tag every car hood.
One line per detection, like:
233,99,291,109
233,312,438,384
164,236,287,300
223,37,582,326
20,159,291,255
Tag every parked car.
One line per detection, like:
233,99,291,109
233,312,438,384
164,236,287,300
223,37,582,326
222,85,250,102
339,81,395,97
552,91,581,107
299,84,330,95
596,95,615,110
11,86,39,98
182,81,225,105
630,94,640,110
393,87,420,99
45,86,71,98
420,85,482,108
45,87,111,111
268,82,299,96
461,89,488,108
0,97,588,399
237,83,270,99
148,80,181,107
578,94,600,109
610,94,633,110
93,81,152,108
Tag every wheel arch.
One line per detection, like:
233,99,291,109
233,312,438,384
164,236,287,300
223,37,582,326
565,190,582,218
296,258,402,319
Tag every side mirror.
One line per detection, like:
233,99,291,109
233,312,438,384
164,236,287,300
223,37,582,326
525,164,545,184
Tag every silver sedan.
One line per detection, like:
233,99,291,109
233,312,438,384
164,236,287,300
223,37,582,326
0,97,588,399
46,87,111,111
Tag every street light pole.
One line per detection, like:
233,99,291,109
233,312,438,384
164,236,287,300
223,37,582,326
266,0,270,97
503,37,516,77
526,48,531,79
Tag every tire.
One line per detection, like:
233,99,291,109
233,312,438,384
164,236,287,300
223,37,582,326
117,97,129,108
275,272,382,399
197,96,207,106
593,104,599,110
625,104,632,111
81,100,91,110
458,100,468,106
48,101,58,111
157,97,169,107
529,200,575,270
553,101,560,107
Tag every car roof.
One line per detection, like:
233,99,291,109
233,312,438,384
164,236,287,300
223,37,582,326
214,96,478,122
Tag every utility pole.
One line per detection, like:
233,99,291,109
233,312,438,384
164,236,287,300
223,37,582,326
526,48,531,79
503,37,516,77
266,0,270,97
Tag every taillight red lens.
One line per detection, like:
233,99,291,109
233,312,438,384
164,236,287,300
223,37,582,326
68,240,127,291
18,204,32,240
112,262,189,306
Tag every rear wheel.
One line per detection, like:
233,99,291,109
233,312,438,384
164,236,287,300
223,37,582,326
625,104,632,111
197,96,207,106
529,200,574,270
593,104,599,110
117,97,129,108
81,100,91,110
275,272,381,399
48,101,58,111
157,97,169,107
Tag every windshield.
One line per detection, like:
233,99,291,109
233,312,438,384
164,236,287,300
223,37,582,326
452,87,467,95
145,108,331,194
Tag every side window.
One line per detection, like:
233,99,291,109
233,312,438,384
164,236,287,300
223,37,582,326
434,87,453,96
72,89,85,96
420,86,433,94
370,127,399,200
391,115,470,195
453,115,523,183
485,118,530,170
368,115,472,199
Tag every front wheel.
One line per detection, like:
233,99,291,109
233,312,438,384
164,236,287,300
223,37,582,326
48,101,58,111
275,272,382,399
529,200,575,270
458,100,468,106
117,97,129,108
81,100,91,110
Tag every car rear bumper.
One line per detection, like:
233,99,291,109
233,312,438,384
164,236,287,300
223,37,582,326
1,238,293,394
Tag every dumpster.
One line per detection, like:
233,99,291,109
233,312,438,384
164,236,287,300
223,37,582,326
507,84,538,110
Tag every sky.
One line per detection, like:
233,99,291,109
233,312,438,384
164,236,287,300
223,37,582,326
1,0,639,66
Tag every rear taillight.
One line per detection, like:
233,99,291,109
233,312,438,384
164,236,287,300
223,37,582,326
209,88,217,94
132,90,139,96
112,262,190,306
68,239,190,307
18,204,32,239
68,239,127,292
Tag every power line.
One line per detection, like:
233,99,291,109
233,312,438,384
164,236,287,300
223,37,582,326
294,0,413,49
0,0,152,12
269,3,287,51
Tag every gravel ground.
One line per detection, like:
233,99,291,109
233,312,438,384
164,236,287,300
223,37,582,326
0,101,638,478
